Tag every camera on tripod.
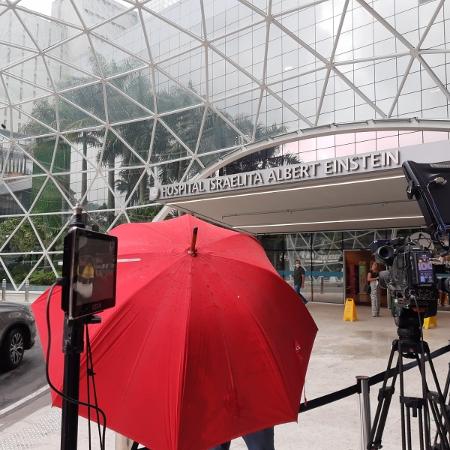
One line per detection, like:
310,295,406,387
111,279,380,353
369,237,438,329
366,160,450,450
367,160,450,337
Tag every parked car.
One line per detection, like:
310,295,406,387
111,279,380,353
0,302,36,371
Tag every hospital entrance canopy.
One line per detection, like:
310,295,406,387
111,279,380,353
154,140,450,234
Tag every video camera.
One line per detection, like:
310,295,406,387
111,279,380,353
369,160,450,338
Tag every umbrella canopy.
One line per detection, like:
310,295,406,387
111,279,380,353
33,215,317,450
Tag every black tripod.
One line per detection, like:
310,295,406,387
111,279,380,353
368,319,450,450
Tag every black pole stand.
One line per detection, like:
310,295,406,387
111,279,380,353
60,204,87,450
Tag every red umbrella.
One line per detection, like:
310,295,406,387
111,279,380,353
32,215,317,450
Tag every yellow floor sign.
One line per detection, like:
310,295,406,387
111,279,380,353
423,315,437,329
343,298,358,322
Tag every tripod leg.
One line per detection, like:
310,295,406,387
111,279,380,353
422,345,450,449
368,342,400,450
419,406,425,450
406,406,412,450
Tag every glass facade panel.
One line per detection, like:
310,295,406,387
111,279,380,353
262,227,423,304
1,0,450,288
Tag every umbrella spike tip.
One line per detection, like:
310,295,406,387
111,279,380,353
188,226,199,256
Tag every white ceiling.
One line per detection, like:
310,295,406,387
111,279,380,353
167,169,425,234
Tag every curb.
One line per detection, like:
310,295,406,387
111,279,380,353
0,385,50,419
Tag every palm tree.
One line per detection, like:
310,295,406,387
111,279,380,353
24,59,300,223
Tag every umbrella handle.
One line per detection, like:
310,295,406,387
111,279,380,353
188,227,198,256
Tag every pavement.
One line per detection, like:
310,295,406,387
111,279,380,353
0,302,449,450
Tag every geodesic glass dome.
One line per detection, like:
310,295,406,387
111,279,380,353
2,0,450,289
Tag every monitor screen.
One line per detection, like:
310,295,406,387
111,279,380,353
63,228,118,319
416,252,434,285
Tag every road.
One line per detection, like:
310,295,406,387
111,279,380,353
0,336,47,422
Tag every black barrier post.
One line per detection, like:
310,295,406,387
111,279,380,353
60,205,85,450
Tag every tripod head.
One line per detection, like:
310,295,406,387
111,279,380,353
395,307,425,345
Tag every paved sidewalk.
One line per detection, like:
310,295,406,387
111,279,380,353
1,303,449,450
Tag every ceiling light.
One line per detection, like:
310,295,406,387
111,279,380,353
168,175,405,205
233,215,424,229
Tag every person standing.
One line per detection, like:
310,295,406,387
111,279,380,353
293,259,307,303
367,261,380,317
210,427,275,450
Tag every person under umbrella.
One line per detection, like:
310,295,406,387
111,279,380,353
33,215,317,450
210,427,274,450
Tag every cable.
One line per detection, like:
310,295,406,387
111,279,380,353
45,281,107,450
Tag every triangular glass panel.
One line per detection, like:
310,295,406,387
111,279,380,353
127,204,163,223
420,54,447,89
262,91,304,134
316,72,336,126
109,212,129,230
0,81,9,106
158,47,207,99
82,2,138,29
199,151,232,168
29,138,60,173
419,4,445,48
83,175,112,213
211,21,267,84
58,88,106,130
1,253,37,286
140,5,203,63
154,159,192,185
30,176,73,214
46,32,102,77
25,255,57,289
211,89,261,133
112,136,146,173
48,253,65,280
203,0,263,41
87,34,145,76
2,71,51,105
97,129,122,171
17,98,58,137
0,179,28,215
144,0,204,39
47,216,72,254
30,213,68,249
198,110,245,154
93,132,127,217
162,106,205,152
117,166,147,207
45,56,100,92
14,216,44,252
1,141,33,177
111,119,153,165
109,67,155,112
153,68,202,113
0,41,38,70
0,9,37,50
369,2,418,49
0,216,25,251
0,256,16,290
273,23,326,83
150,120,191,163
183,159,203,181
106,85,152,124
208,48,260,103
85,210,110,233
